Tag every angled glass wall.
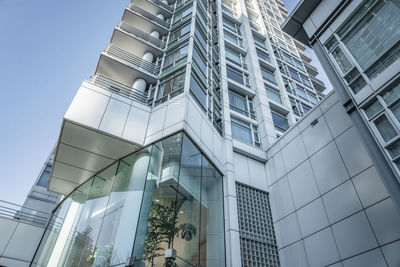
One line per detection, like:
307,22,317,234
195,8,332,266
31,132,225,267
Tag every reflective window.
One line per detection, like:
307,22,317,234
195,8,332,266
265,85,281,104
341,0,400,72
32,133,226,267
231,117,253,145
260,67,276,84
158,70,186,99
190,72,207,110
37,165,51,187
227,65,244,85
169,23,191,44
271,111,288,133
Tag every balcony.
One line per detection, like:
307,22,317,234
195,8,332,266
112,22,165,57
90,74,149,104
123,4,169,36
298,49,312,63
311,76,326,92
95,44,160,87
303,61,319,77
134,0,173,18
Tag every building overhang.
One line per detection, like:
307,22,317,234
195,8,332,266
49,120,142,196
281,0,322,45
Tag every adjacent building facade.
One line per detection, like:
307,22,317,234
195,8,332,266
1,0,400,266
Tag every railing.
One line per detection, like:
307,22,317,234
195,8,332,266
118,22,166,49
105,44,160,76
90,74,149,105
303,61,318,73
149,0,173,12
0,200,50,227
128,4,170,29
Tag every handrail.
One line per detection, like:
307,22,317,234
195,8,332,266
0,200,50,227
105,44,160,76
118,21,166,49
128,4,170,29
89,74,150,105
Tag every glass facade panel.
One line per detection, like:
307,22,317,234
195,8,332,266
37,165,52,187
343,0,400,71
331,46,352,74
374,114,397,142
32,133,225,267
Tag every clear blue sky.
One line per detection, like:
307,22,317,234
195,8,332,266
0,0,332,205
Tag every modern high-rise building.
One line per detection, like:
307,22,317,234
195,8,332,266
1,0,400,267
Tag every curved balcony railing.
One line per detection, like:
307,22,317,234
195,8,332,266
90,74,149,105
105,44,160,76
128,4,170,29
149,0,173,12
118,21,166,50
0,200,50,227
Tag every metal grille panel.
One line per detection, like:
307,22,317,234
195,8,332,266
236,183,280,267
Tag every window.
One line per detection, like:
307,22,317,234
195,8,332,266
194,25,207,51
281,52,293,65
229,91,248,116
289,97,300,116
256,49,269,62
265,85,281,104
231,117,259,147
223,18,240,34
301,103,311,114
363,81,400,146
271,111,288,133
169,23,191,44
308,92,318,105
253,34,266,49
225,31,242,47
226,48,242,66
288,68,301,82
164,45,188,68
294,59,304,71
227,65,244,85
295,85,307,100
173,5,193,23
190,72,207,110
192,46,207,77
228,90,256,119
158,70,185,99
260,66,276,84
231,117,253,145
340,0,400,73
331,46,352,74
37,165,51,187
300,74,312,88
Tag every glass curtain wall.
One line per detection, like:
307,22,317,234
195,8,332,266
31,132,225,267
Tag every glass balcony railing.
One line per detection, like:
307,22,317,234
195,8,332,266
118,21,166,49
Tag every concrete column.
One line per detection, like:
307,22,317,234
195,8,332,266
133,78,147,92
150,30,160,39
142,51,154,62
156,13,164,20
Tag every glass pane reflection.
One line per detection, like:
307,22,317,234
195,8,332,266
32,132,225,267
